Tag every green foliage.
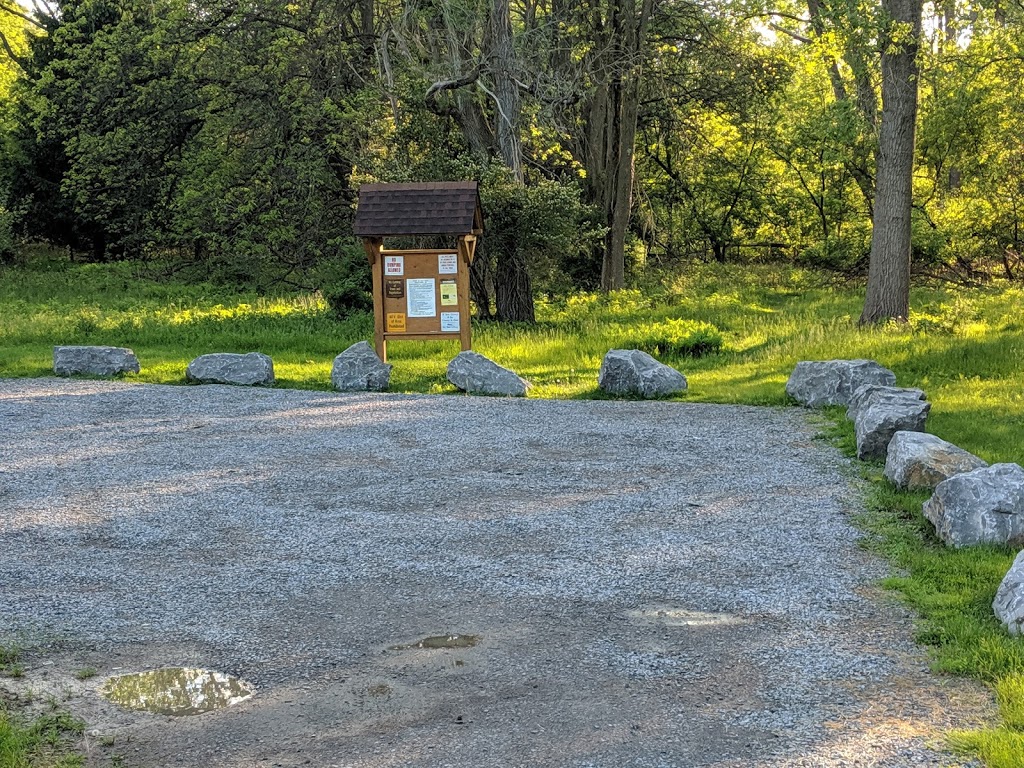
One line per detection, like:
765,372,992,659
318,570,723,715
478,168,602,297
0,702,84,768
313,243,372,319
629,318,724,358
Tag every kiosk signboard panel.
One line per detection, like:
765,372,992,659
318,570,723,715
368,246,474,360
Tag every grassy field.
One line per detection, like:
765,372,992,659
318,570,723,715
2,253,1024,764
1,642,83,768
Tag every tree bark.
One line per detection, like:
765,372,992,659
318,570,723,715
487,0,522,182
487,0,534,322
495,247,534,322
860,0,923,324
470,255,494,319
578,0,653,292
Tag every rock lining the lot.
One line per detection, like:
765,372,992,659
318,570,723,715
884,430,988,490
598,348,687,398
331,341,391,392
786,359,896,408
53,345,140,377
846,384,927,423
185,352,275,387
446,351,529,396
0,379,986,767
994,550,1024,636
854,393,930,461
923,463,1024,548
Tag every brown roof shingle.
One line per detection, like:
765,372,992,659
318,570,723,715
353,182,483,237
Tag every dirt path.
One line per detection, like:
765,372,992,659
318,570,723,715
0,379,988,766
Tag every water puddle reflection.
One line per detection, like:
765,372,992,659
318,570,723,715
389,634,480,650
629,607,746,627
102,667,253,715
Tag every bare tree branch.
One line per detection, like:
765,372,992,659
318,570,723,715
0,27,27,71
0,1,45,30
423,66,480,112
768,23,812,44
28,0,53,23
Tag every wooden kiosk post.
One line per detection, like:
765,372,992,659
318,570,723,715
354,182,483,362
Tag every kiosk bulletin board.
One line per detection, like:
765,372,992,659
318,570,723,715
366,241,475,361
353,181,483,362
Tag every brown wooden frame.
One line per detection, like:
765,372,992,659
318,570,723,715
362,237,478,362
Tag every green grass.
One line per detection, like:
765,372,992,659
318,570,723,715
0,702,84,768
0,647,22,680
950,674,1024,767
2,252,1024,763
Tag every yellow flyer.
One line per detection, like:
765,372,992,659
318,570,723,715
440,280,458,306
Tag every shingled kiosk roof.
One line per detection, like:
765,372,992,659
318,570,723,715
353,181,483,237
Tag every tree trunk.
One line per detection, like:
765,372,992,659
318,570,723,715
488,0,522,182
495,248,534,322
860,0,922,324
470,253,494,319
601,72,637,290
487,0,534,322
584,0,652,292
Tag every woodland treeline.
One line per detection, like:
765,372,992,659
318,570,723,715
0,0,1022,322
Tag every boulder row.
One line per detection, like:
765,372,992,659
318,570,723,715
53,346,140,377
597,349,687,399
883,431,988,491
847,384,926,423
786,359,896,407
331,342,391,392
853,390,930,461
994,550,1024,636
923,463,1024,548
447,351,529,397
186,352,275,387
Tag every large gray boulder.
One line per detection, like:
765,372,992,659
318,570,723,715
847,384,926,422
786,359,896,407
331,342,391,392
854,395,930,461
185,352,274,387
598,349,687,399
994,550,1024,636
884,431,988,491
447,351,529,397
923,464,1024,548
53,345,140,377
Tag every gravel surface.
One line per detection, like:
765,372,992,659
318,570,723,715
0,378,988,767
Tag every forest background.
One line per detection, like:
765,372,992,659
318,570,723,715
1,0,1022,321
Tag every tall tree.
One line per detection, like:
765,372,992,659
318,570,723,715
387,0,536,321
860,0,923,322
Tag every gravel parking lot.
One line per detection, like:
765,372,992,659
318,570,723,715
0,378,986,767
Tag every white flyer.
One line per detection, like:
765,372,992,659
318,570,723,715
438,253,458,274
440,312,460,332
384,255,404,276
406,278,437,318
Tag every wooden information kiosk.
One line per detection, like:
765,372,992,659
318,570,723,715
353,182,483,362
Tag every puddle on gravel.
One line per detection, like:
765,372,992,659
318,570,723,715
390,634,480,651
629,607,746,627
102,667,254,715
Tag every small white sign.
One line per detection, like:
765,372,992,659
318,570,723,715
440,312,461,332
438,253,458,274
407,278,437,318
384,255,404,276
